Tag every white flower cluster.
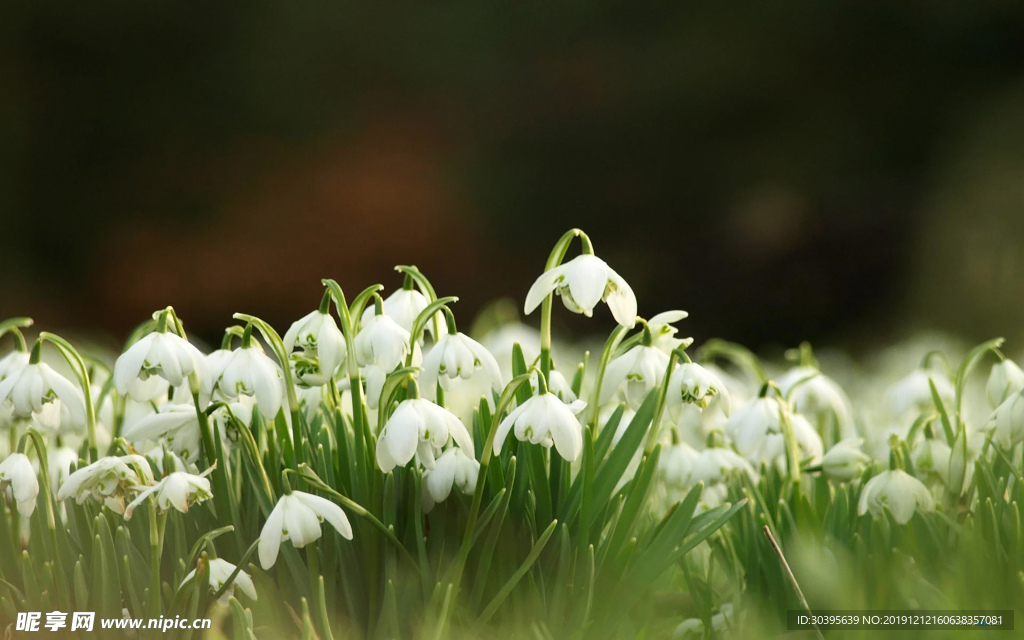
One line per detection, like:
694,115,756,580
3,226,1022,622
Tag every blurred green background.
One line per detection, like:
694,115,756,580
2,2,1024,351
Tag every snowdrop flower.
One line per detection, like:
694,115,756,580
992,391,1024,447
749,413,824,468
688,446,756,507
672,604,734,640
114,331,208,402
122,403,203,463
0,453,39,517
376,399,474,473
0,361,86,429
525,254,637,327
601,345,670,409
777,366,854,440
820,438,871,481
422,447,480,512
295,384,325,422
57,455,154,513
43,446,79,491
480,323,541,383
123,468,214,519
355,313,411,373
987,360,1024,409
361,286,432,336
259,491,353,569
912,438,952,485
421,332,502,400
206,349,233,384
283,309,347,386
530,368,576,403
666,363,729,420
493,393,587,462
182,558,256,601
857,469,935,524
888,369,953,416
207,344,284,419
647,311,693,354
659,442,700,489
210,396,255,446
688,446,754,485
599,403,636,439
725,397,783,458
0,350,28,382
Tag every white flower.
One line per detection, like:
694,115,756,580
114,332,208,401
355,313,411,373
207,345,284,419
529,368,576,403
422,447,480,511
666,363,729,420
751,412,824,468
122,403,203,463
0,362,86,429
493,393,587,462
0,453,39,517
600,403,636,444
912,438,951,483
0,351,29,382
524,254,637,327
725,397,783,458
480,323,541,383
888,369,953,416
420,332,502,400
672,604,734,640
687,446,755,507
820,438,871,482
182,558,257,601
124,469,213,519
659,442,700,489
211,396,256,446
857,469,935,524
777,366,854,439
376,399,474,472
648,311,693,354
601,345,670,409
43,446,79,491
57,455,154,512
688,447,755,486
361,287,432,335
283,310,347,386
295,384,326,424
259,491,353,569
992,391,1024,448
987,360,1024,409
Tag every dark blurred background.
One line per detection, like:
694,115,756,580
2,2,1024,353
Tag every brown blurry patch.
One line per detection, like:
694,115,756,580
92,107,481,339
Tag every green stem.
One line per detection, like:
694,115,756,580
645,349,682,453
537,228,593,382
233,313,303,464
38,333,98,462
448,374,532,590
588,325,631,430
306,545,334,640
148,506,167,617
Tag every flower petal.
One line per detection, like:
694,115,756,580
258,500,286,569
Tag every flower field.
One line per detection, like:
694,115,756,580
0,228,1020,638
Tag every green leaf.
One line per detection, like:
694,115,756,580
584,391,658,532
954,337,1004,417
929,377,955,444
472,519,559,633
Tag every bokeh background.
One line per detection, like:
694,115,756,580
2,2,1024,354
